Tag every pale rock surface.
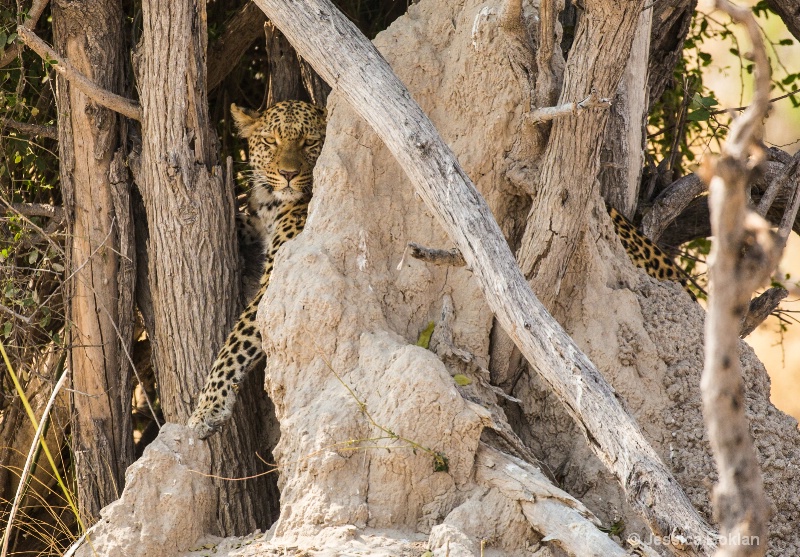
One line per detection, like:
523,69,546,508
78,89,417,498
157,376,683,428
73,424,215,557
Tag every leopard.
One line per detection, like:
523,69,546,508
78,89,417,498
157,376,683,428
188,100,326,439
608,206,696,299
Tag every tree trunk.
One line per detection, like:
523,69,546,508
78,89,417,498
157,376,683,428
52,0,134,523
133,0,279,535
599,5,652,216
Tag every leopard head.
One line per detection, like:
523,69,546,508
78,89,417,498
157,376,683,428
231,100,327,200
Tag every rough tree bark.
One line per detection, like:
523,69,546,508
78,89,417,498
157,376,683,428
51,0,134,523
599,5,653,216
133,0,277,535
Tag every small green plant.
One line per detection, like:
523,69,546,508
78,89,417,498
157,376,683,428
321,354,449,473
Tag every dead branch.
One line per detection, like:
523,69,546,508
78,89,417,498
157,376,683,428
0,0,50,69
207,2,267,91
659,160,798,247
739,287,788,338
527,89,611,124
255,0,716,553
408,243,466,267
16,27,142,121
476,444,650,557
4,202,64,222
701,2,780,555
0,198,65,257
0,304,32,324
0,117,57,139
777,158,800,241
642,174,706,242
756,150,800,218
765,0,800,42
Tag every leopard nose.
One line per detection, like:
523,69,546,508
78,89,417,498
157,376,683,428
279,169,299,183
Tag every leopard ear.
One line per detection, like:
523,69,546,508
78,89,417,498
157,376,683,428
230,104,260,138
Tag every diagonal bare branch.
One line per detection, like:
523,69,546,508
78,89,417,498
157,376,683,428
0,117,57,139
16,27,142,121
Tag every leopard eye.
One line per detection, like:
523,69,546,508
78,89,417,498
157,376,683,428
305,139,320,148
265,136,277,145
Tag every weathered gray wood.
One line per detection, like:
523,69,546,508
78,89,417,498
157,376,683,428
642,173,707,242
702,3,776,555
253,0,715,552
739,287,788,338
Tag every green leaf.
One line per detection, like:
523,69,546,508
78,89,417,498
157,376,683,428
453,374,472,386
698,52,712,66
697,95,719,108
433,452,449,473
687,108,710,122
28,249,38,264
2,322,11,338
779,39,794,46
416,321,435,349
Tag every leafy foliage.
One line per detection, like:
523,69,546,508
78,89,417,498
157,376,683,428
646,4,800,293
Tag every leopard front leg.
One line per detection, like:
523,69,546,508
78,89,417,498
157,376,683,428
188,290,266,439
188,199,307,439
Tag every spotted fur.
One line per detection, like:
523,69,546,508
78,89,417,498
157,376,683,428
188,100,326,439
608,207,694,298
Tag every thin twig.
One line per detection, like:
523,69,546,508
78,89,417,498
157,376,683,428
708,88,800,115
527,89,611,124
16,27,142,121
0,117,57,139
